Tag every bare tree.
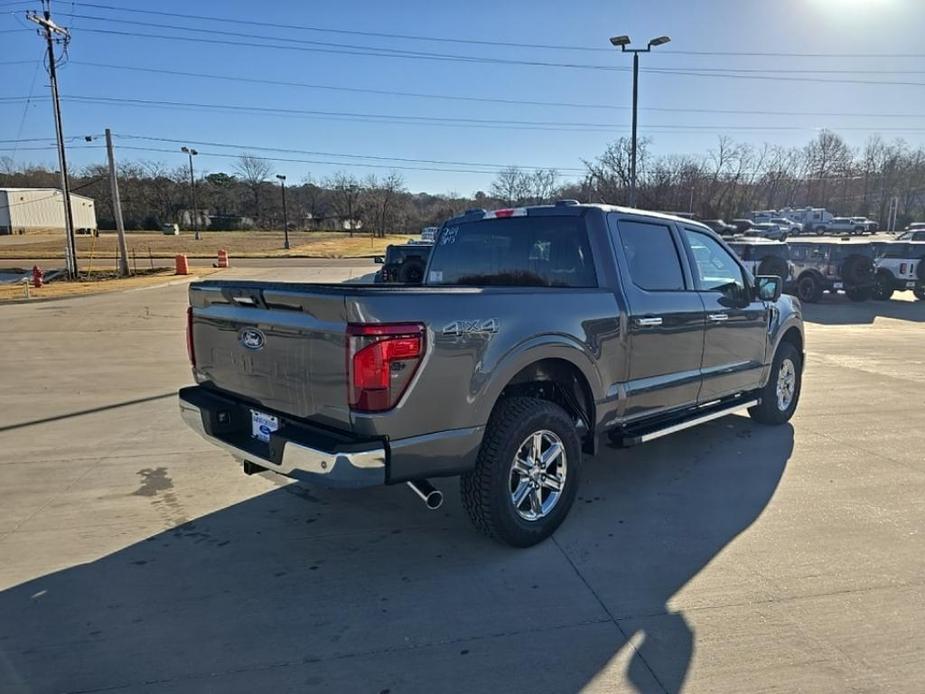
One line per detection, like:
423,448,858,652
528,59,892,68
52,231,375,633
529,169,559,204
363,171,407,237
490,166,532,205
235,153,273,224
326,172,363,236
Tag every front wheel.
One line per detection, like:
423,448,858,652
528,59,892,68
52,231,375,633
460,397,581,547
749,342,802,425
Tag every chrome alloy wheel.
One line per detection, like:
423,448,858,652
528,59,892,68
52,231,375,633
776,358,796,411
509,430,567,522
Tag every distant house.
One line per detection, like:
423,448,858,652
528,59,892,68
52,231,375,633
302,213,363,231
0,187,97,235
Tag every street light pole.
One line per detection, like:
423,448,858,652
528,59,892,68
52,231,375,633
276,174,290,250
181,146,199,240
609,34,671,209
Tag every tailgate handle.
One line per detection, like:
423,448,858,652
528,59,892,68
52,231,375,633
222,288,267,309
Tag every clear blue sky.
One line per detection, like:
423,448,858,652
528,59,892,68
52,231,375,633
2,0,925,195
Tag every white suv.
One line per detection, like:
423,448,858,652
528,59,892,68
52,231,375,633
874,242,925,300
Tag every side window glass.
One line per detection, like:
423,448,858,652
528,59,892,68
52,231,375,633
610,216,686,291
683,229,748,302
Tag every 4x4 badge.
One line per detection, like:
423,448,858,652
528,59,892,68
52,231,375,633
442,319,499,337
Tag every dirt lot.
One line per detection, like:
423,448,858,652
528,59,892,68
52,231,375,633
0,267,222,302
0,230,417,259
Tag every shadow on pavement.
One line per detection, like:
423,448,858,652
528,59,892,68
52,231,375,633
800,293,923,325
0,417,792,693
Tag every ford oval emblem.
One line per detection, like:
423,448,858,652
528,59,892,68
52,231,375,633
239,327,265,350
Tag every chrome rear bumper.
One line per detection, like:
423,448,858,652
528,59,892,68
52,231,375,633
179,389,386,488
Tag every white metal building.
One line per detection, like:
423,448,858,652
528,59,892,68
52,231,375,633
0,188,97,235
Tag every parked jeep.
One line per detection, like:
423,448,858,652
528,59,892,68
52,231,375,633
727,239,792,283
180,203,804,547
873,241,925,300
788,241,876,302
373,242,433,284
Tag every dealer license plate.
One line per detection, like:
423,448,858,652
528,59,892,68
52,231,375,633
251,410,279,443
833,282,844,289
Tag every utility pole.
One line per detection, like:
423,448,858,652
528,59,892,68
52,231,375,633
28,2,78,279
105,129,129,276
180,146,199,240
276,174,290,249
609,34,672,209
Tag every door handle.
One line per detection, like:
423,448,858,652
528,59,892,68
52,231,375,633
708,313,729,322
636,316,663,327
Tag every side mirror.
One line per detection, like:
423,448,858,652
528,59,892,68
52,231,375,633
755,275,782,302
373,256,385,264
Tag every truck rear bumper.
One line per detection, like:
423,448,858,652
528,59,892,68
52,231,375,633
179,386,386,488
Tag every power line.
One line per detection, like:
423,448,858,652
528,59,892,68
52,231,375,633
112,134,585,172
62,25,925,87
66,61,925,119
60,3,925,59
53,94,925,133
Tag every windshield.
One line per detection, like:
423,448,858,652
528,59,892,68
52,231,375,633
426,216,597,287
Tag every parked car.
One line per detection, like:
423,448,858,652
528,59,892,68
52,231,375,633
788,241,876,302
746,222,788,241
179,203,804,547
904,222,925,231
727,239,793,283
161,223,180,236
770,217,803,235
850,217,878,233
873,241,925,300
420,226,439,243
373,242,433,284
731,218,756,234
819,217,867,236
896,229,925,242
701,219,737,236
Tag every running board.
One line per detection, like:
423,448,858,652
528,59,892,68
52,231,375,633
617,398,758,447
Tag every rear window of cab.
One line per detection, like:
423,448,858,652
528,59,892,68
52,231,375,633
425,216,597,287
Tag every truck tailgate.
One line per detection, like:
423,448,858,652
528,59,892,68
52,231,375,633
189,282,351,429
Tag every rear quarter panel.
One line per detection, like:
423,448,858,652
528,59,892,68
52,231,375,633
345,288,624,440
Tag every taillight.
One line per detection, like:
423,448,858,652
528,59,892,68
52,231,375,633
186,306,196,367
347,323,425,412
900,263,908,275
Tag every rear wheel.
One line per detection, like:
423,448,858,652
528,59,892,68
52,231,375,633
460,397,581,547
873,273,895,301
846,286,873,302
797,275,823,303
914,287,925,301
749,342,802,425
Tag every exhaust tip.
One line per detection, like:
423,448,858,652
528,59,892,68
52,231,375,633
406,480,443,511
425,490,444,510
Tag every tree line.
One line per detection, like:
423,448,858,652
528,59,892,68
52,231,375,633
2,131,924,232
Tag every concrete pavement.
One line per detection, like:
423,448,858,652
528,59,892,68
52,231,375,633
0,267,923,693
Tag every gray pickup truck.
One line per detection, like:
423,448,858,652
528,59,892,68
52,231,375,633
180,203,804,547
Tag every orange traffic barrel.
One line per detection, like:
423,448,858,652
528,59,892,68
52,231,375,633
217,249,230,268
175,254,190,275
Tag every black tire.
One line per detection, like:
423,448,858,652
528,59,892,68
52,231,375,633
460,397,581,548
873,272,894,301
797,274,823,303
398,259,425,284
914,287,925,301
917,261,925,283
846,286,873,302
756,255,789,280
749,341,802,425
840,254,875,287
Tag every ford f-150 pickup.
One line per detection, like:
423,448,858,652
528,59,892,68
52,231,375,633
179,202,804,547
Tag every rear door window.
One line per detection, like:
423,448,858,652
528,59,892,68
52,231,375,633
426,216,597,287
683,229,748,301
611,218,686,291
